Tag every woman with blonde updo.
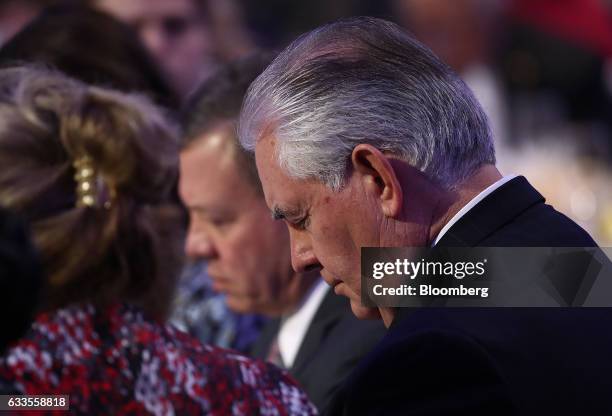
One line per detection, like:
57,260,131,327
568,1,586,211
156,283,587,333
0,67,315,415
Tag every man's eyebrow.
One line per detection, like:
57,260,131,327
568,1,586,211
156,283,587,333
187,205,222,216
271,206,301,221
271,207,284,220
187,205,208,214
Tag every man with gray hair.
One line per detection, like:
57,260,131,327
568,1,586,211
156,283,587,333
239,17,612,415
180,53,385,412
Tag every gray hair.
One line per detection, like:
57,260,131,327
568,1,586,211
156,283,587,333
238,17,495,190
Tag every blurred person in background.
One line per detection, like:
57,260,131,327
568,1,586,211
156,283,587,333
180,53,385,412
205,0,256,61
0,66,315,415
393,0,510,146
0,0,60,46
92,0,222,99
0,4,178,109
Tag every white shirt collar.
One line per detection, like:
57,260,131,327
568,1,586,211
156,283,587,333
277,278,329,368
432,175,517,247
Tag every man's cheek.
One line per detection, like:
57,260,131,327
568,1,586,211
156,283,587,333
350,300,381,320
226,296,251,313
323,256,353,280
226,290,256,306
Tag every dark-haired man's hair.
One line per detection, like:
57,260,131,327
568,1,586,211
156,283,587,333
181,52,276,193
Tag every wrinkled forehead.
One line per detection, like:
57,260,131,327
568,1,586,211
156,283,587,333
253,132,277,169
254,134,313,211
254,134,336,218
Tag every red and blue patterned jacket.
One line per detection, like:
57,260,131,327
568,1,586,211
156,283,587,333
0,303,316,415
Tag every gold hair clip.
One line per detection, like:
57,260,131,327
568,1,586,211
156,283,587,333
73,155,115,209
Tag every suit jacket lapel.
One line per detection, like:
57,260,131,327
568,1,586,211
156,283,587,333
290,290,348,376
436,176,544,247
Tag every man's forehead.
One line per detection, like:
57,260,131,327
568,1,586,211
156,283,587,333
181,133,234,174
254,135,295,198
180,137,248,204
254,134,277,163
254,135,281,183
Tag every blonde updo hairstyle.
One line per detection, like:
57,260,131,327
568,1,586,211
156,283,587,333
0,67,184,319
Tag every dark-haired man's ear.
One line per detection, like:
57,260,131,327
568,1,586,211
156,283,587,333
350,144,403,218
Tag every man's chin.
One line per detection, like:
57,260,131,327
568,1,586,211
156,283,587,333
225,297,255,314
349,300,382,320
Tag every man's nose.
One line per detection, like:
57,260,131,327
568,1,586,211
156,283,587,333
289,231,320,273
140,24,169,59
185,230,216,260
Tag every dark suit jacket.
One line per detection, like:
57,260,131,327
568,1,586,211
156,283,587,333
252,288,386,412
326,176,612,415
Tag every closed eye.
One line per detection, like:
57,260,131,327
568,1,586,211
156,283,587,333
291,215,310,230
272,206,309,230
211,217,232,227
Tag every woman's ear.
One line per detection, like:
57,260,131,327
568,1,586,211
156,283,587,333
350,144,403,218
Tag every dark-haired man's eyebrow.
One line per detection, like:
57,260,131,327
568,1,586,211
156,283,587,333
188,205,228,218
187,204,214,215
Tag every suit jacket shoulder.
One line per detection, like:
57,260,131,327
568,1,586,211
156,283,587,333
327,177,610,415
437,176,597,247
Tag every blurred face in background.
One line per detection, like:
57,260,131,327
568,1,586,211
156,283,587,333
0,1,42,46
179,126,311,315
95,0,217,97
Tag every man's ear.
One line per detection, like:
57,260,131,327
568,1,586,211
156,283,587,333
350,144,403,218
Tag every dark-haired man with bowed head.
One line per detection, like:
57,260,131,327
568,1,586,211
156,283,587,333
239,17,612,415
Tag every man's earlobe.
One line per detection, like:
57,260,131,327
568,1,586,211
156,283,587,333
350,144,403,218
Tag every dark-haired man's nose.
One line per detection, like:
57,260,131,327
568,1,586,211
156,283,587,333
185,229,216,260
